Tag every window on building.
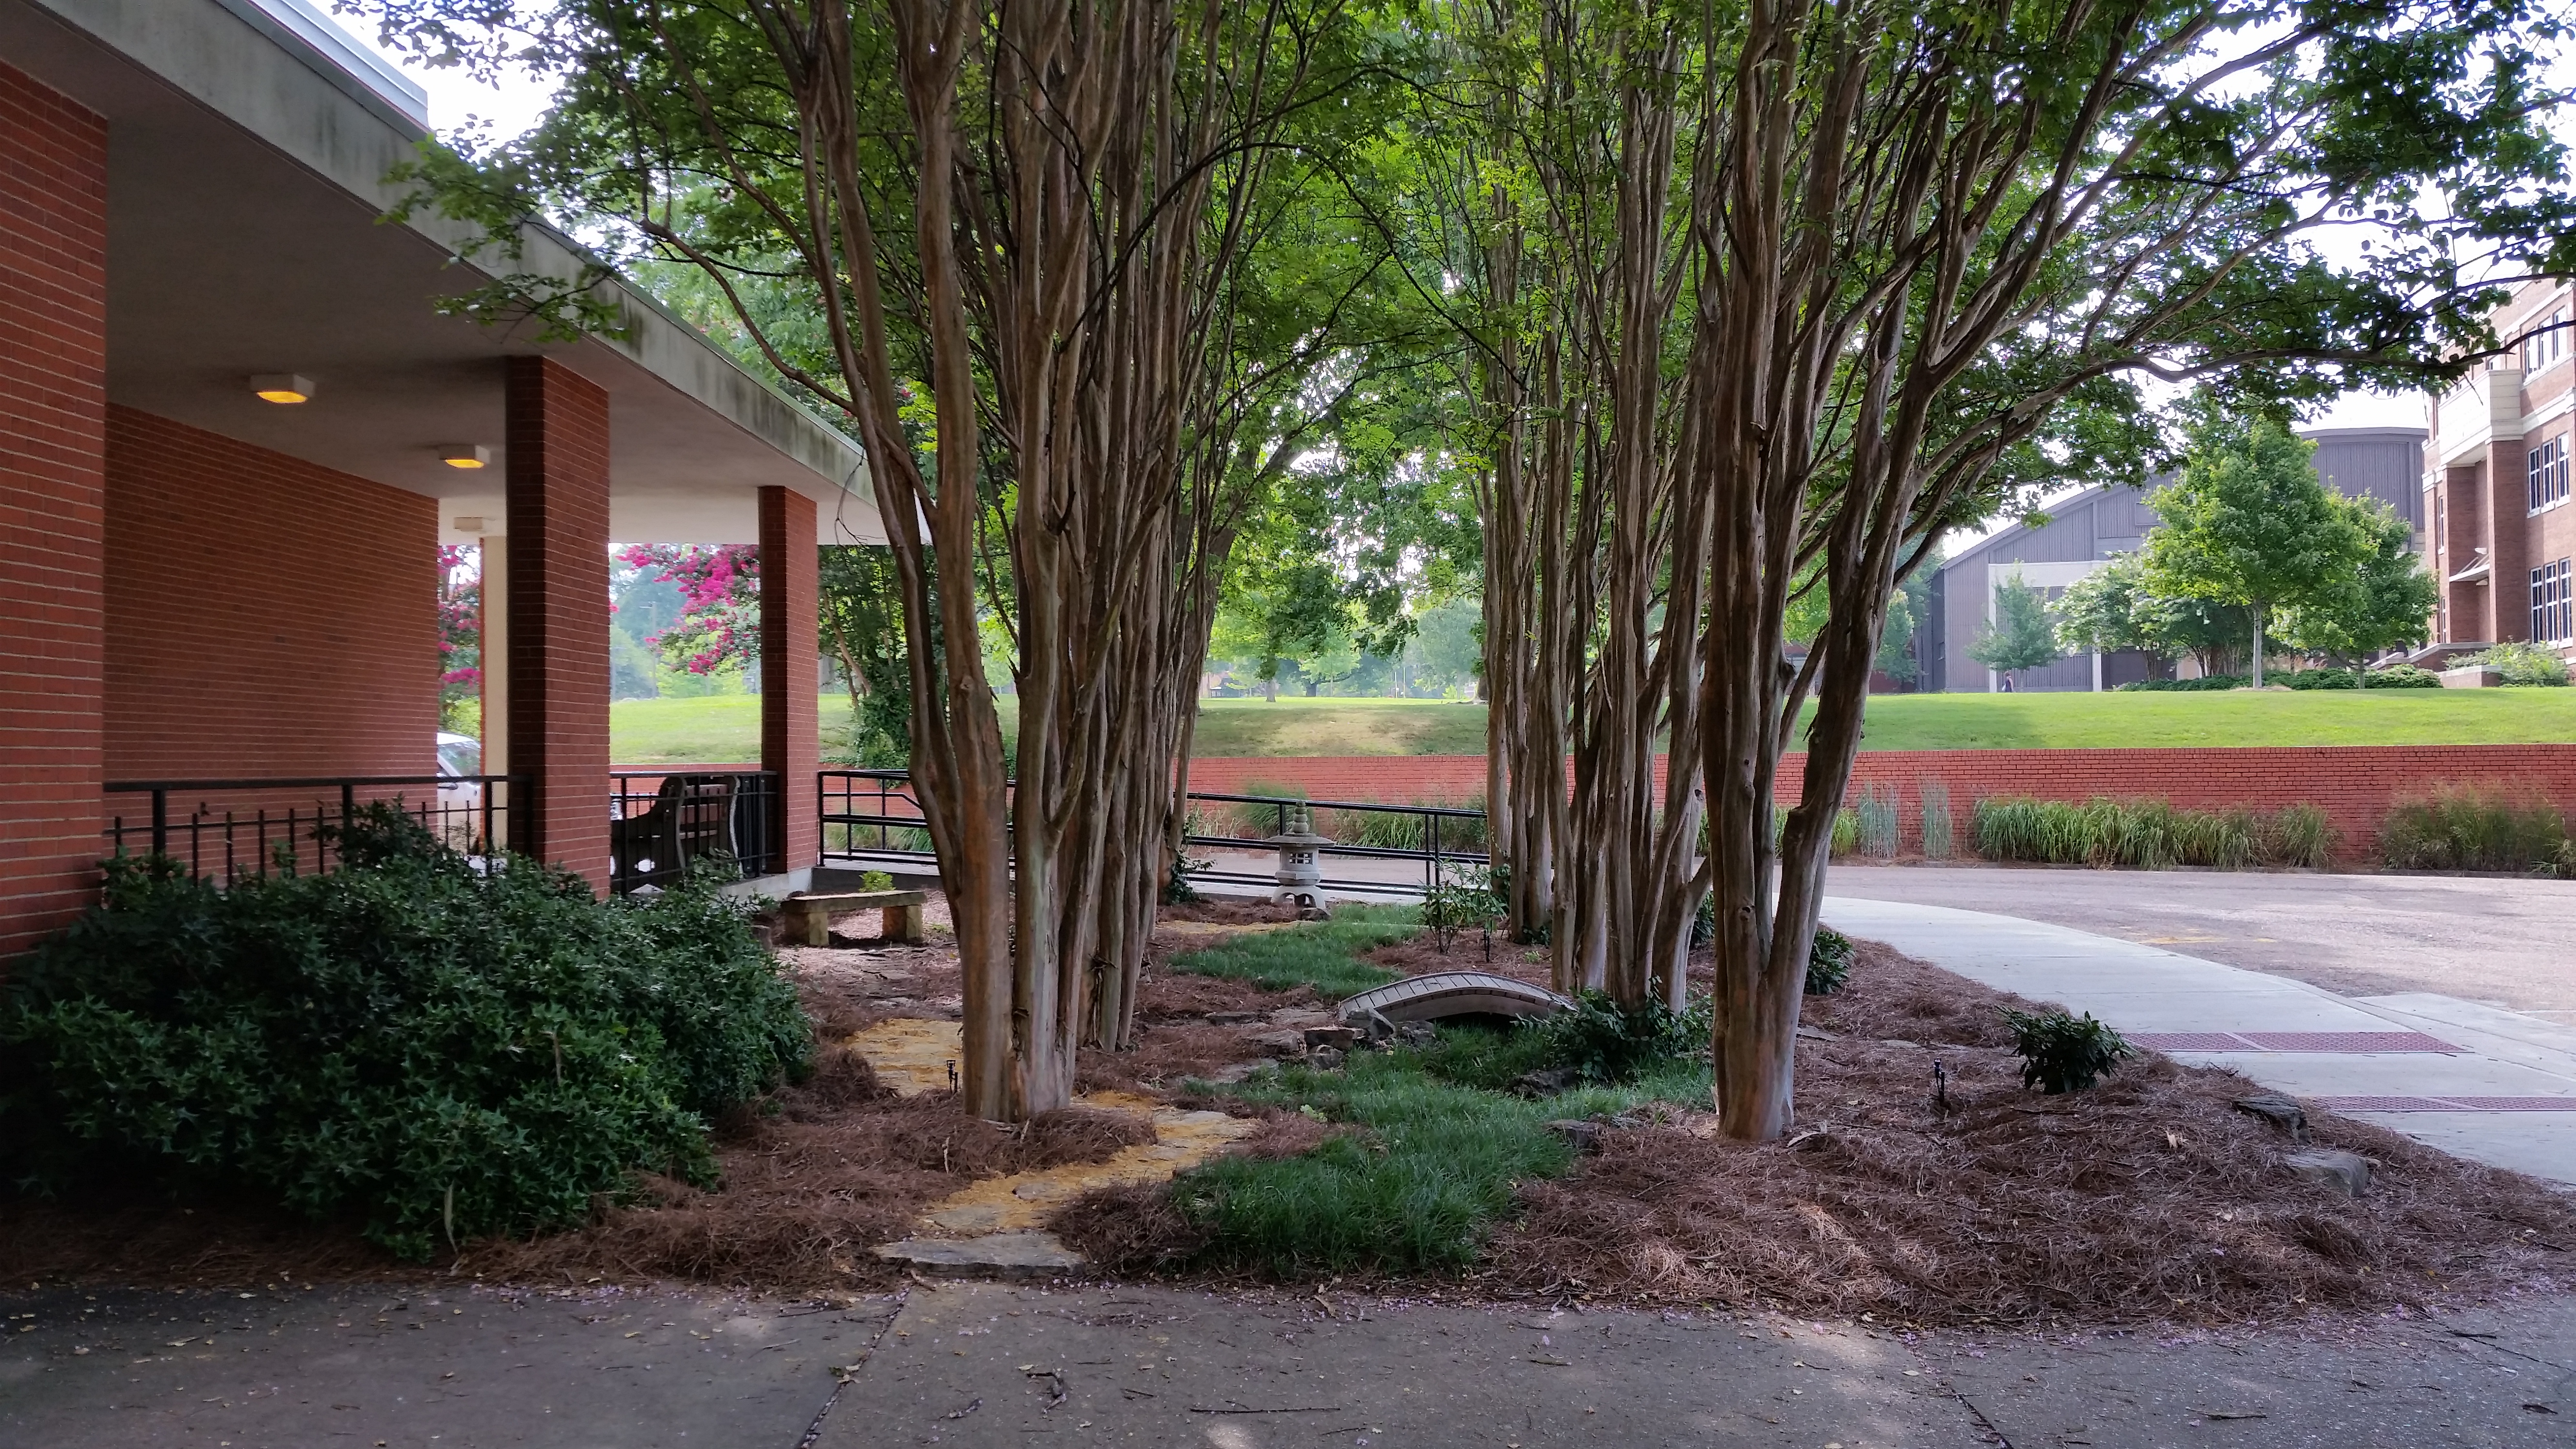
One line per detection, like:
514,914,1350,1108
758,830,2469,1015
2525,307,2569,371
2530,435,2571,514
2535,558,2574,645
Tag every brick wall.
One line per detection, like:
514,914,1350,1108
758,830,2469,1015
1186,747,2576,863
103,407,438,781
0,63,107,958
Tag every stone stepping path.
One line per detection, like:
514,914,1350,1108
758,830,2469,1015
1823,896,2576,1185
844,1018,1255,1277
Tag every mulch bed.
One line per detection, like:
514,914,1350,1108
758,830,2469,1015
1061,938,2576,1326
1487,940,2576,1322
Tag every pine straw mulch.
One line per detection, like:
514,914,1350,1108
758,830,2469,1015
0,912,1325,1294
1059,938,2576,1326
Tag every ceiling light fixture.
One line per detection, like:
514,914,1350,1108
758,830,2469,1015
452,515,487,533
439,445,492,470
251,373,316,404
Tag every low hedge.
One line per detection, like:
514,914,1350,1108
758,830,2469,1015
0,805,810,1260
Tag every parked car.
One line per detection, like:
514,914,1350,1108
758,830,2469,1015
436,732,482,847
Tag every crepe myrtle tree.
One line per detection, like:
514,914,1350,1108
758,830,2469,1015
1681,0,2576,1140
360,0,1410,1121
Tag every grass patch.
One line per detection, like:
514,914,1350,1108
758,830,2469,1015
1158,1037,1709,1275
1164,905,1419,998
1188,698,1491,757
611,693,840,764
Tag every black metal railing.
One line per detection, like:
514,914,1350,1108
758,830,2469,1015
103,774,528,881
609,770,784,895
815,769,1489,897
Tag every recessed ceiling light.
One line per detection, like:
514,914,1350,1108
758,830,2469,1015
452,515,487,532
439,445,492,470
251,373,316,404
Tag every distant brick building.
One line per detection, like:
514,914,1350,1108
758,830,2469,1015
0,0,876,957
2421,277,2575,660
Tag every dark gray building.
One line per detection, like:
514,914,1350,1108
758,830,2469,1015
1921,426,2426,692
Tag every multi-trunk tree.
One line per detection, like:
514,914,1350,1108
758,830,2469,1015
371,0,1406,1120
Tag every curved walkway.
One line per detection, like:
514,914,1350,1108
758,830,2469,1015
1825,863,2576,1018
1823,895,2576,1185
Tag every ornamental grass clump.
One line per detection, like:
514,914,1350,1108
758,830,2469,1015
2379,785,2569,873
2000,1007,2134,1093
1972,795,2334,869
0,805,810,1261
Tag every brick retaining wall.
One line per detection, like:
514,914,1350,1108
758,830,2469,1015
1186,746,2576,863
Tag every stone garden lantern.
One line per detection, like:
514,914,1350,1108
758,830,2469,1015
1269,804,1335,911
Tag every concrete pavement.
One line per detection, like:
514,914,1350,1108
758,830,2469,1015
1822,896,2576,1186
1824,863,2576,1020
11,1280,2576,1448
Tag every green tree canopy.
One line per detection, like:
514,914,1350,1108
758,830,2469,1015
2144,423,2372,685
1967,572,2065,682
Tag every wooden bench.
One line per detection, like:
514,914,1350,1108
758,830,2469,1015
781,889,931,947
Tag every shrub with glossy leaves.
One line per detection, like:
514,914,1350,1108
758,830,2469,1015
1524,990,1710,1085
1806,926,1855,995
2000,1008,2133,1094
0,805,809,1260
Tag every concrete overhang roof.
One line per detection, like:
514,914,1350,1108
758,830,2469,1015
2,0,882,546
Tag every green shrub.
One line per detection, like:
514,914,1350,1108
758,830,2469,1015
855,869,896,891
2454,642,2571,687
1971,795,2335,869
2280,668,2361,690
2000,1008,2133,1093
2363,664,2442,689
2379,785,2569,872
1522,990,1710,1085
0,806,809,1260
1419,868,1505,953
1807,925,1854,995
2115,674,2245,692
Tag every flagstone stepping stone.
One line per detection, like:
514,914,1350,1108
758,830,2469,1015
872,1232,1083,1279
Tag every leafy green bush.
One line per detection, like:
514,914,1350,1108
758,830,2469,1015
2453,642,2572,686
0,807,809,1260
2279,668,2361,690
2363,664,2442,689
1807,926,1854,995
1522,990,1710,1085
1419,868,1504,953
1971,795,2334,869
2000,1008,2133,1093
2114,674,2245,692
2379,785,2569,872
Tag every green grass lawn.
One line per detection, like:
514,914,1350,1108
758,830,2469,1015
1816,688,2576,750
608,685,2576,763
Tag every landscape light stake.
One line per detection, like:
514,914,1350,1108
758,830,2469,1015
1932,1060,1950,1119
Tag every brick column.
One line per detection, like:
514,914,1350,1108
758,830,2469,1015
503,356,612,891
760,486,819,873
2489,438,2530,641
0,64,108,959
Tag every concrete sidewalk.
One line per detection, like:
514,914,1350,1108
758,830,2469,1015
9,1280,2574,1447
1823,896,2576,1186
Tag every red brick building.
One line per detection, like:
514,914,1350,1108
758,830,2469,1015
0,0,877,958
2424,277,2576,658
